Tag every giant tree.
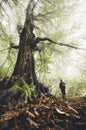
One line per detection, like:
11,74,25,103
0,0,85,94
10,0,56,93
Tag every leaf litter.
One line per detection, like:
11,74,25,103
0,93,86,130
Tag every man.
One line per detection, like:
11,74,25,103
59,79,66,99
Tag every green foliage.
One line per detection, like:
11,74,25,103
35,43,53,83
9,79,37,102
1,0,19,5
68,79,86,97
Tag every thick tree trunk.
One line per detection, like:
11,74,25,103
11,0,48,95
0,1,49,95
12,0,37,85
12,25,37,84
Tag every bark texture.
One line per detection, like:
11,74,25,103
12,0,37,84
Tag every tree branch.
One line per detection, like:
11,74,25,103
11,45,19,49
10,42,20,49
0,45,19,53
34,11,53,21
36,37,86,51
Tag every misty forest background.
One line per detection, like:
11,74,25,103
0,0,86,97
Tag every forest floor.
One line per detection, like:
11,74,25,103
0,93,86,130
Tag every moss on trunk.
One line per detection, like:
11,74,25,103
9,79,37,102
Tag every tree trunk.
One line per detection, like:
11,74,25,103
12,25,37,84
12,0,38,85
11,1,49,95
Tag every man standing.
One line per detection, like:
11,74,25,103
59,79,66,99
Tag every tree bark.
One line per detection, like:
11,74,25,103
12,27,37,84
12,0,37,85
